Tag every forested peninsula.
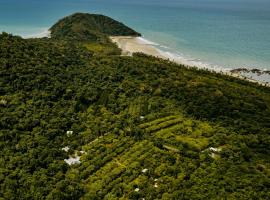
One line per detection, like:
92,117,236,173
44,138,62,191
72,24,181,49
1,13,270,199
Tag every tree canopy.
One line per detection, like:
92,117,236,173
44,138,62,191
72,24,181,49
0,13,270,200
50,13,141,42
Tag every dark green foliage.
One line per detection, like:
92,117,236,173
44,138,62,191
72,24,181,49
50,13,141,42
0,13,270,200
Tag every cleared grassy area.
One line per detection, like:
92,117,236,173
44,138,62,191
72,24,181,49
84,42,121,55
154,124,187,138
139,114,216,151
175,135,209,150
139,115,180,129
79,138,183,199
144,118,184,133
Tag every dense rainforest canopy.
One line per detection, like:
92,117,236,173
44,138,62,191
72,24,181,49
0,13,270,200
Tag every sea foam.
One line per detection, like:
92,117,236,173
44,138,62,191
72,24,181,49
138,37,269,84
138,36,231,73
23,29,51,39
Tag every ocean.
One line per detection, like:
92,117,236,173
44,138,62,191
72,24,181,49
1,0,270,81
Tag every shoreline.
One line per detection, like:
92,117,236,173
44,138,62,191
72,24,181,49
110,36,270,87
23,29,51,39
3,29,268,87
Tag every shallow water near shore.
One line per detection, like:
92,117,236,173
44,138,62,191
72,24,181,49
112,36,270,85
1,0,270,83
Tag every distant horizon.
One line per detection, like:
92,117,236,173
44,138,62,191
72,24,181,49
1,0,270,82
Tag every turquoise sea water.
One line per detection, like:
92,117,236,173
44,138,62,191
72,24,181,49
1,0,270,76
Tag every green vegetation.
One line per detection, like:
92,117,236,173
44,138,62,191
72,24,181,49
1,13,270,199
50,13,141,42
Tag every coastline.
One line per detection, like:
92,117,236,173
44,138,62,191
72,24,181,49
110,36,221,71
3,29,268,87
110,36,163,58
23,29,51,39
110,36,270,87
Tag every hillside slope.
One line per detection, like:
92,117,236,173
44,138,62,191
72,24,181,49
1,13,270,199
50,13,141,41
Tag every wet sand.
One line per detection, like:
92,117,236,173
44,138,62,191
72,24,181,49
110,36,269,87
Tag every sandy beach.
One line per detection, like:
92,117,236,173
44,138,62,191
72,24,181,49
110,36,165,58
110,36,222,69
110,36,269,87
